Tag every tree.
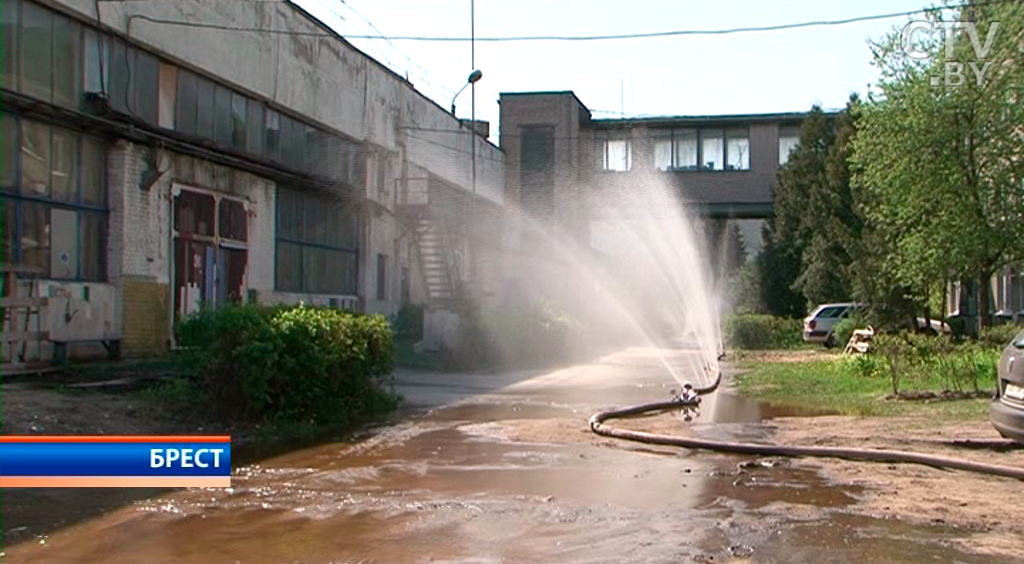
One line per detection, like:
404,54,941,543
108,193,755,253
853,2,1024,330
758,102,862,316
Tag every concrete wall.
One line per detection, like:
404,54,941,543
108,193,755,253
50,0,503,204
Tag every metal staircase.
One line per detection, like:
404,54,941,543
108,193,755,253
414,217,456,303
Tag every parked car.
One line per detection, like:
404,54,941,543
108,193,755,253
991,328,1024,444
802,303,862,348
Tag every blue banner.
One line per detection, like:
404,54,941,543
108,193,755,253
0,442,232,476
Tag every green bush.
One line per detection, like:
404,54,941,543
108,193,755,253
979,323,1022,349
723,314,804,350
857,332,999,395
178,303,397,424
392,303,425,341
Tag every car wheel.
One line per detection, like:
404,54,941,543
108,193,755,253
825,334,837,348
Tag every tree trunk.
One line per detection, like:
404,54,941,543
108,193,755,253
977,270,993,331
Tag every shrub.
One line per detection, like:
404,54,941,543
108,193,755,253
448,299,584,369
178,303,397,425
979,324,1022,349
723,314,804,350
392,303,425,341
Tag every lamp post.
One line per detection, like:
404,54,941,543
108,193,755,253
450,69,482,289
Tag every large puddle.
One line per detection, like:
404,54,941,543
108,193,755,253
2,352,1009,563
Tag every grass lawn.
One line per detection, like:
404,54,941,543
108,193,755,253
734,358,996,420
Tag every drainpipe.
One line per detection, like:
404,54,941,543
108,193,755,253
167,181,178,350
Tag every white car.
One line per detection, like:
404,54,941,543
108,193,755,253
803,303,862,348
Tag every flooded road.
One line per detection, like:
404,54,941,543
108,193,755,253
3,348,1011,564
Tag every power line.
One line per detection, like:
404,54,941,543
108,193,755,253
122,2,1010,43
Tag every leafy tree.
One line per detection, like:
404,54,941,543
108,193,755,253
853,2,1024,330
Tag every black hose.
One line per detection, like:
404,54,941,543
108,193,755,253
589,367,1024,481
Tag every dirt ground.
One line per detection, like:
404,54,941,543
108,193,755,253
3,378,1023,560
491,409,1024,561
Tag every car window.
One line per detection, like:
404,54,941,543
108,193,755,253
816,306,844,318
1015,330,1024,348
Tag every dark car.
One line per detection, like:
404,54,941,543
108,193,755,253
991,328,1024,443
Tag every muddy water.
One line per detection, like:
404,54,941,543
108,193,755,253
2,349,1008,564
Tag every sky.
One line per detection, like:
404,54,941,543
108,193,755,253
295,0,934,140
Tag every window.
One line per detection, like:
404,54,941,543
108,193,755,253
218,198,248,242
654,128,748,172
52,14,80,107
246,100,264,155
21,1,53,101
195,75,215,140
601,139,631,172
701,129,724,171
779,125,800,166
231,92,247,151
214,84,233,147
726,128,750,170
376,253,388,300
275,187,358,295
674,130,698,170
1,115,107,281
82,28,109,97
1,0,18,88
175,69,198,136
265,109,280,161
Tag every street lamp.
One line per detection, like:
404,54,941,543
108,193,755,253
450,69,483,116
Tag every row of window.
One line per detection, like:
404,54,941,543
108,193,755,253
1,115,107,281
599,126,805,172
600,128,751,172
1,0,366,187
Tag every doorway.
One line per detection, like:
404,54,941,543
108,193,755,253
173,187,249,318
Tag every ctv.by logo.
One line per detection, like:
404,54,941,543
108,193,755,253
899,20,1002,87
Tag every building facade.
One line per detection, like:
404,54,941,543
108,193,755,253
1,0,503,364
498,91,814,259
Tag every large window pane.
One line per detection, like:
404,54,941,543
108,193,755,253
1,198,13,265
265,109,280,161
280,116,298,168
53,15,79,107
701,130,724,171
108,39,131,114
673,129,698,171
276,241,301,291
1,116,17,190
175,70,198,136
276,187,297,240
82,137,106,206
174,190,215,236
2,0,20,90
21,2,53,101
21,201,50,273
602,140,631,172
653,137,671,171
214,85,232,147
80,211,104,281
195,75,215,140
218,198,247,242
726,128,750,171
50,128,78,201
21,120,50,197
246,100,264,155
231,92,247,151
778,125,800,166
82,29,109,98
135,50,160,124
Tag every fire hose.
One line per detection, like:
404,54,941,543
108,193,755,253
589,357,1024,481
